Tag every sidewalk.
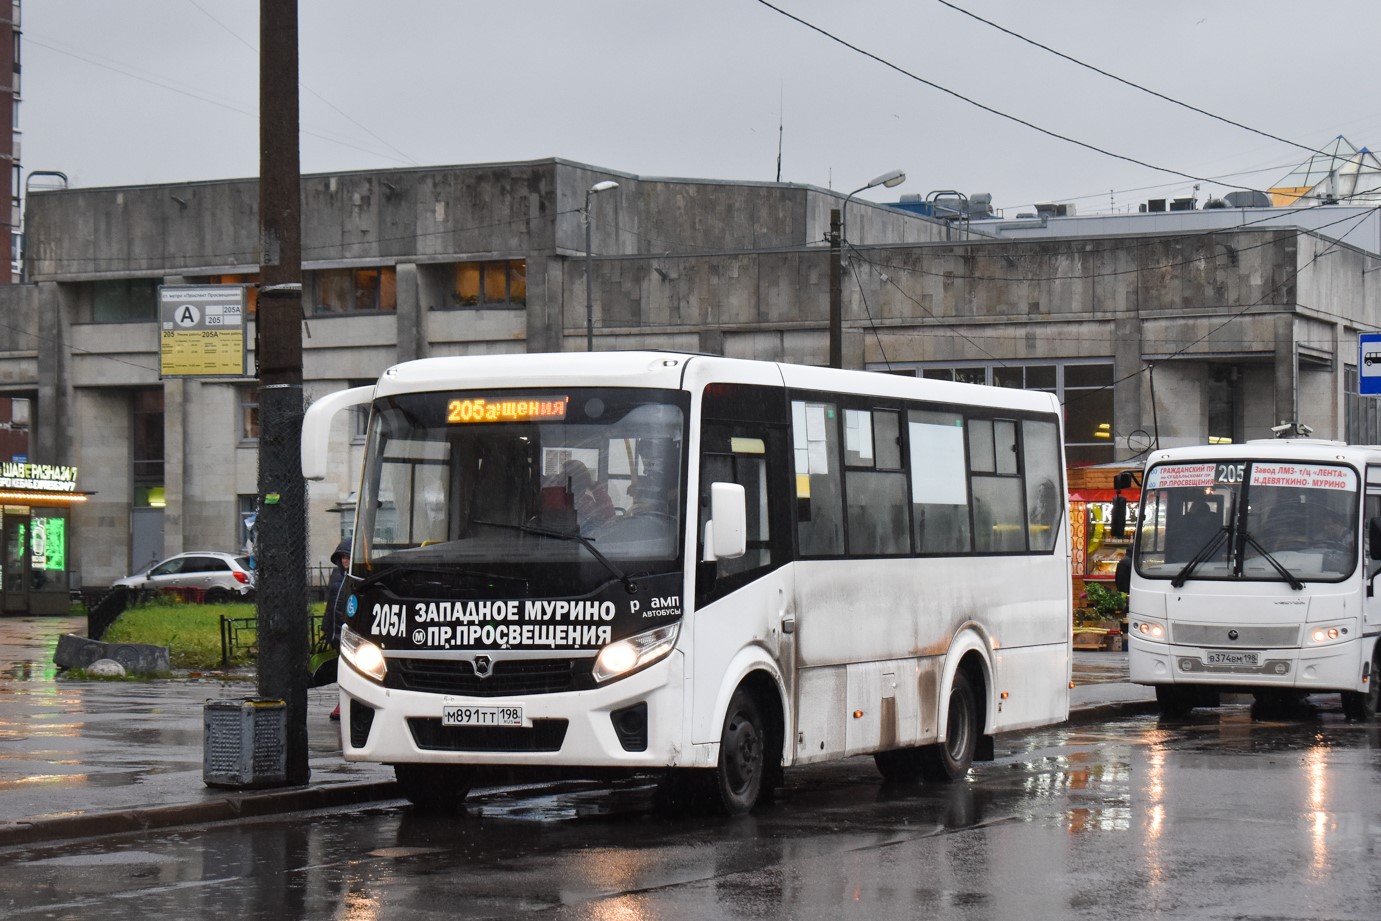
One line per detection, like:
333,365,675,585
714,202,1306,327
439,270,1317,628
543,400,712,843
0,616,1153,846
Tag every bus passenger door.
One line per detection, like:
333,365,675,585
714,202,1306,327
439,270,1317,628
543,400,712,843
692,421,795,744
1365,491,1381,632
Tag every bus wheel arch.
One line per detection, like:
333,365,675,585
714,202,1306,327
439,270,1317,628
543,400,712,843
1342,643,1381,722
924,646,990,782
711,670,785,814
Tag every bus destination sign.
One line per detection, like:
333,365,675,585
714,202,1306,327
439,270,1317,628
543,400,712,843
447,397,569,424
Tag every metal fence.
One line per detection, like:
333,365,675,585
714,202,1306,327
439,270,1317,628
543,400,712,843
220,610,327,667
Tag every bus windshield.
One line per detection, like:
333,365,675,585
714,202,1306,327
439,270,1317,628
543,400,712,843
354,388,687,596
1133,459,1359,584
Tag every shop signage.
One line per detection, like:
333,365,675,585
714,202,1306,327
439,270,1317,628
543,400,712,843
159,285,249,378
0,462,78,493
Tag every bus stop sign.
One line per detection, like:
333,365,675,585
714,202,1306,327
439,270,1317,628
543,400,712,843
1362,333,1381,395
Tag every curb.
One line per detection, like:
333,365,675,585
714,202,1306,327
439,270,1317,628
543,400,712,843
0,702,1156,848
0,780,401,849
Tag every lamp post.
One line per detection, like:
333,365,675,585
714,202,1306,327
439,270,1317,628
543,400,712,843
585,180,619,351
830,169,905,369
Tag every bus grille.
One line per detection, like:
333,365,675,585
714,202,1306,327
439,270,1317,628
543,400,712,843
1170,623,1299,648
407,718,569,752
386,657,594,697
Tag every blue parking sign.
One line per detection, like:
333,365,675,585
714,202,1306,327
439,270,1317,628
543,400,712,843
1362,333,1381,395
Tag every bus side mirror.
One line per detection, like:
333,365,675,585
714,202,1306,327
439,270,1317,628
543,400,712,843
1370,518,1381,561
1114,556,1131,593
703,482,747,562
1110,495,1127,538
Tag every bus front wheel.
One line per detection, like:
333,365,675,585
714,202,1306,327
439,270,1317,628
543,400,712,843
1342,655,1381,721
1156,684,1197,717
918,671,977,783
713,689,766,815
393,763,473,812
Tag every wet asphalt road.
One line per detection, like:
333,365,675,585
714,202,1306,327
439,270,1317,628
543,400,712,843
3,701,1380,921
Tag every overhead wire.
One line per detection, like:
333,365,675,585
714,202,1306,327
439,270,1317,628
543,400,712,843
749,0,1269,195
935,0,1336,160
184,0,421,167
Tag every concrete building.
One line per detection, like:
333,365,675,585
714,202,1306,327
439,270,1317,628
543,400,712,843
2,156,1379,597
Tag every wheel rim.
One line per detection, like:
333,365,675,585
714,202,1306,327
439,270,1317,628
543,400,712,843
723,709,762,795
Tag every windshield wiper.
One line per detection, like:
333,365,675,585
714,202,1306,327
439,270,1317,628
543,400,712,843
471,519,637,594
1170,526,1230,588
1238,531,1306,591
353,562,516,591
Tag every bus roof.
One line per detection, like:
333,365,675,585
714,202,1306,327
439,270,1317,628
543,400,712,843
372,351,1061,416
1145,440,1381,467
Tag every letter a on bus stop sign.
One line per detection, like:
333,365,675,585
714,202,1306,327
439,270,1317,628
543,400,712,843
1361,334,1381,395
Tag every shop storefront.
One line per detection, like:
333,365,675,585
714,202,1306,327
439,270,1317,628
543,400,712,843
1068,463,1140,614
0,462,86,616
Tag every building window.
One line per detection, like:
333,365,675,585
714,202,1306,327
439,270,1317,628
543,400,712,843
909,360,1114,466
1207,365,1239,444
450,259,526,308
312,267,397,314
238,386,259,443
92,279,159,323
132,388,164,508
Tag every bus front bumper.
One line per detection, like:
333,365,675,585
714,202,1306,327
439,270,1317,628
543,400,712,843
335,651,687,769
1129,636,1363,692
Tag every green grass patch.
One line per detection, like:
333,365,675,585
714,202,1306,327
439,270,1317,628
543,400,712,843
104,600,256,670
101,600,327,672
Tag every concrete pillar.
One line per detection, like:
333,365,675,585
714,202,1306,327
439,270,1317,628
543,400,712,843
1113,316,1144,460
34,282,76,462
525,252,560,353
1273,313,1297,428
394,262,424,362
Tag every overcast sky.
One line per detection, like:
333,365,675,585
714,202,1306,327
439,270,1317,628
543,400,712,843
21,1,1381,216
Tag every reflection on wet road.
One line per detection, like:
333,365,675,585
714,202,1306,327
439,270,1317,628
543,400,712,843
2,700,1379,920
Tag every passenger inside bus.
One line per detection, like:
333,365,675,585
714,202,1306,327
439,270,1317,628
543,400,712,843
546,459,616,531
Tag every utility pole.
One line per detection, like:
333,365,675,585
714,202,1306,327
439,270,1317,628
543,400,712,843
829,208,842,369
256,0,308,784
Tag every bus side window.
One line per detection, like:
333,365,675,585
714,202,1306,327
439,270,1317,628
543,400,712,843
793,400,844,555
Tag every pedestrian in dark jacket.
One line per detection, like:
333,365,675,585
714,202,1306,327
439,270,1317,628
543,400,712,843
324,539,351,722
324,538,351,648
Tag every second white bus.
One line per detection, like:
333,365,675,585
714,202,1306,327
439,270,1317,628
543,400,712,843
1123,440,1381,719
303,352,1073,813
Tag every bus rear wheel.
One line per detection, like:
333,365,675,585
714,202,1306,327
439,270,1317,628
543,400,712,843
918,671,977,783
393,763,473,812
712,689,766,815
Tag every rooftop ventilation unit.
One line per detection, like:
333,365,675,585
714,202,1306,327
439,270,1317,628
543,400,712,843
1034,202,1075,217
1223,190,1271,208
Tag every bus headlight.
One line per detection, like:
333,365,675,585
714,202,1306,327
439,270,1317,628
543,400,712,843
592,623,680,683
340,625,388,682
1309,624,1349,645
1132,620,1167,642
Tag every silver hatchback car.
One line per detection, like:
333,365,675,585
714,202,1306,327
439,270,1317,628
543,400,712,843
114,551,256,602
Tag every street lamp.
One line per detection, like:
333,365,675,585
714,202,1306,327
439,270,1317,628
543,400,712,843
830,169,905,369
585,180,620,351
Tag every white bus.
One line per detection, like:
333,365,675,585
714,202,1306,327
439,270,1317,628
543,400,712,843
1122,441,1381,719
302,352,1072,813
